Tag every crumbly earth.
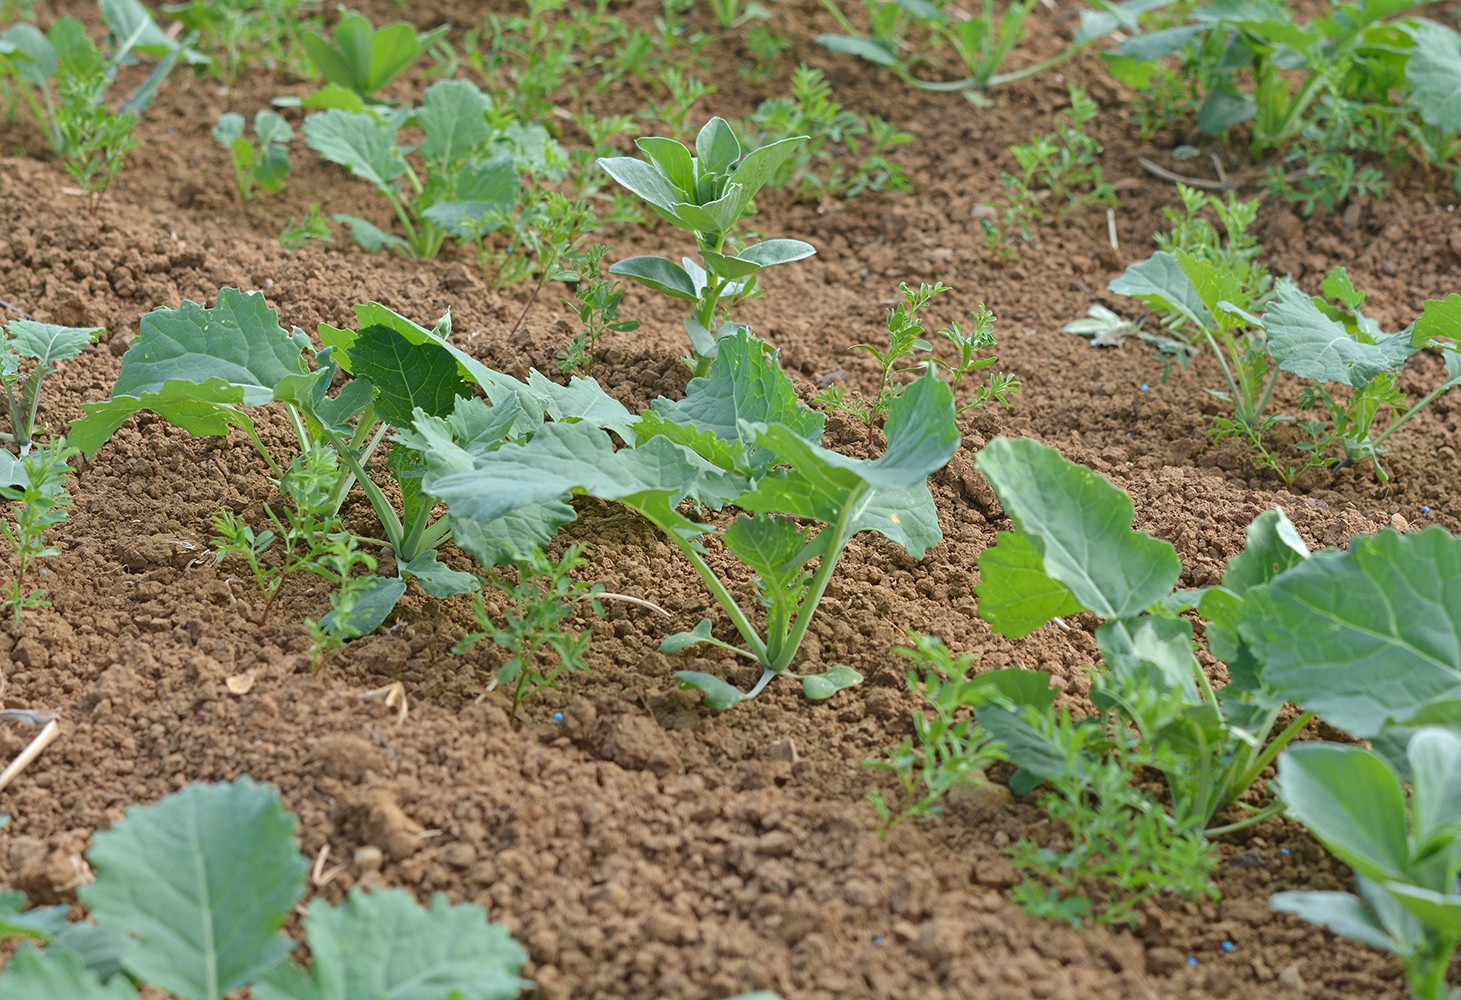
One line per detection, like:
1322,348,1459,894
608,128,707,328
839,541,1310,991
1,1,1458,997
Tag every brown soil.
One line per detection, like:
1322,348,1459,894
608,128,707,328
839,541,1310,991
1,1,1458,998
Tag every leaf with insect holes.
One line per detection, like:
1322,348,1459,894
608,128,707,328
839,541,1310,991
253,888,530,1000
975,438,1181,634
79,778,308,1000
0,947,141,1000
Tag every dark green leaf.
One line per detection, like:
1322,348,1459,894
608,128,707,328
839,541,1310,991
347,323,470,427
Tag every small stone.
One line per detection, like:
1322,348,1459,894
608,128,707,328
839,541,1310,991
1277,963,1306,990
768,738,798,764
969,853,1020,889
353,845,384,871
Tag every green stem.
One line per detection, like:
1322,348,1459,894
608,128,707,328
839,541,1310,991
1204,800,1287,838
1371,378,1457,450
662,535,768,664
321,427,403,553
768,486,868,673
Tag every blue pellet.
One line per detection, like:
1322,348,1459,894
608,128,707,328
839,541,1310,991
1186,957,1198,966
553,712,564,723
1221,941,1233,952
872,936,884,946
1140,383,1150,391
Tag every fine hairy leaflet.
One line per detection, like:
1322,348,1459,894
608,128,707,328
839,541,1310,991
598,117,813,375
0,777,530,1000
1273,728,1461,1000
68,287,634,637
412,329,961,708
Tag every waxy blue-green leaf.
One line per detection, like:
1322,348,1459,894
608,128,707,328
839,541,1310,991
111,289,308,404
816,33,899,66
801,664,863,701
1264,280,1417,387
1408,21,1461,134
300,12,445,98
334,213,410,254
737,372,957,556
303,110,408,192
69,378,263,458
346,323,470,428
1109,251,1211,328
1409,727,1461,849
650,331,822,470
674,670,749,710
0,947,140,1000
0,890,67,941
100,0,207,63
723,514,813,599
1239,526,1461,737
635,136,695,195
596,157,683,218
1270,891,1402,955
737,238,817,269
254,888,530,1000
79,778,307,1000
419,158,519,236
1276,743,1411,882
608,256,698,301
321,575,406,638
415,79,491,164
5,320,101,365
975,438,1181,633
695,117,742,174
401,551,479,598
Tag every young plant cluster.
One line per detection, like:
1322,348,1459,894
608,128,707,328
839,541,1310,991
1107,0,1461,211
0,777,530,999
877,435,1461,955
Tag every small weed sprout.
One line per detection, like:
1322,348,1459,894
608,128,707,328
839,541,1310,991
455,543,605,722
212,446,367,629
818,282,1019,449
213,110,294,207
557,245,641,376
982,87,1118,254
867,635,1008,833
278,203,335,250
0,440,78,628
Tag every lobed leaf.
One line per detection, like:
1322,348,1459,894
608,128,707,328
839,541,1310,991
0,947,140,1000
975,438,1181,633
1264,280,1417,387
79,778,308,1000
303,110,407,192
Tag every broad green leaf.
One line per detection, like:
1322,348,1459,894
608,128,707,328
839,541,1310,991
1385,883,1461,938
723,514,812,599
1220,508,1309,594
110,289,309,405
1270,891,1401,954
725,136,806,217
253,888,530,1000
213,113,245,144
1,24,57,87
419,159,520,235
816,33,899,66
1240,527,1461,737
321,575,407,638
423,422,713,545
1409,22,1461,134
1276,743,1410,882
0,946,140,1000
737,372,957,556
415,79,491,164
50,923,135,983
635,137,694,196
347,323,470,428
597,157,684,217
695,117,742,174
1196,83,1255,135
674,670,749,710
0,890,67,941
1412,295,1461,349
100,0,205,62
1109,251,1211,328
303,110,407,192
660,617,715,654
334,214,410,254
608,256,699,301
254,110,293,149
975,438,1181,627
401,551,479,599
69,378,261,459
649,330,823,467
79,778,307,1000
975,530,1083,637
1096,616,1201,709
1409,727,1461,849
519,370,637,442
1177,250,1248,327
801,664,863,701
448,500,577,568
5,320,100,365
736,238,816,269
1264,280,1417,387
